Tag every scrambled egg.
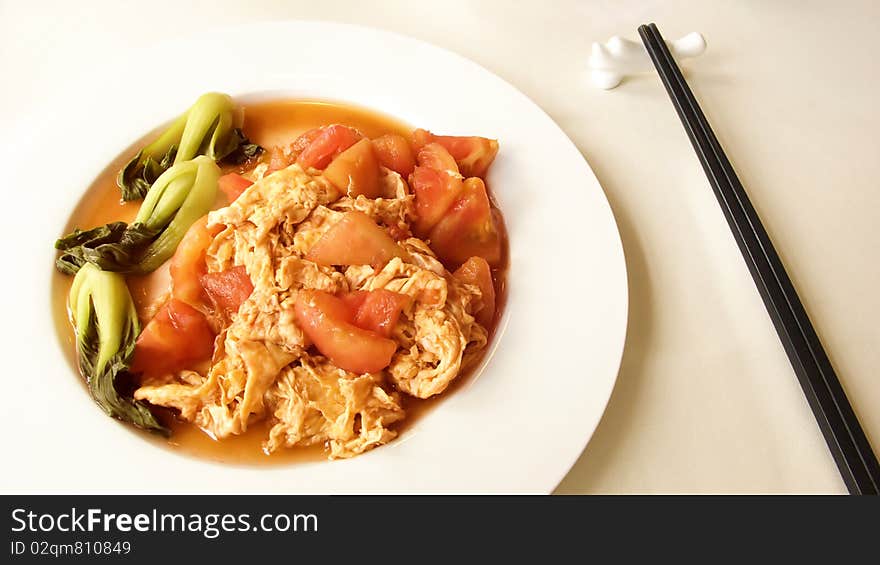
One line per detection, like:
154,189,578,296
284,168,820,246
134,164,489,458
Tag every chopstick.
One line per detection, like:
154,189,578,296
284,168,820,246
638,23,880,494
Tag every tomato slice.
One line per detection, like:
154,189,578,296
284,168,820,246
429,177,502,268
170,216,222,308
339,290,370,316
128,261,172,320
294,290,397,374
218,173,253,203
131,299,215,376
296,125,362,170
266,145,291,174
338,289,410,337
306,211,406,268
412,129,499,178
265,128,328,174
372,133,416,176
411,128,434,153
415,140,458,172
291,127,324,154
409,143,463,236
200,265,254,316
353,289,410,337
323,138,381,198
453,256,496,327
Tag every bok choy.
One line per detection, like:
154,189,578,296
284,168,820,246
56,155,219,275
69,263,168,434
117,92,262,200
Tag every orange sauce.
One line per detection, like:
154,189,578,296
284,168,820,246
51,99,508,466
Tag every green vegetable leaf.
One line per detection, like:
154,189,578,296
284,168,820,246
56,222,160,274
116,92,247,201
70,264,168,435
85,223,161,272
118,146,177,201
55,222,129,275
219,128,264,165
57,157,219,275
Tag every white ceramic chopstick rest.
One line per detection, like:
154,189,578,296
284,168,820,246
588,32,707,89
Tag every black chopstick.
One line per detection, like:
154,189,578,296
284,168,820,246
638,23,880,494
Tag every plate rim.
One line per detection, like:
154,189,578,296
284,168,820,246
4,19,628,494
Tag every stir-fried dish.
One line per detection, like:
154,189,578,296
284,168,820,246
54,94,507,460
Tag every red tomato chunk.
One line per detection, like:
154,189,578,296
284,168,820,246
429,177,502,268
294,290,397,374
131,299,215,377
306,211,406,268
218,173,253,203
409,143,463,237
200,265,254,316
453,256,496,327
296,125,362,170
291,127,324,154
170,216,222,309
323,138,381,198
412,128,499,178
340,289,410,338
372,133,416,176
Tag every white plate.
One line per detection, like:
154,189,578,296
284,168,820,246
0,21,627,493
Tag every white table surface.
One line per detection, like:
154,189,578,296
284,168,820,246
3,0,877,493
